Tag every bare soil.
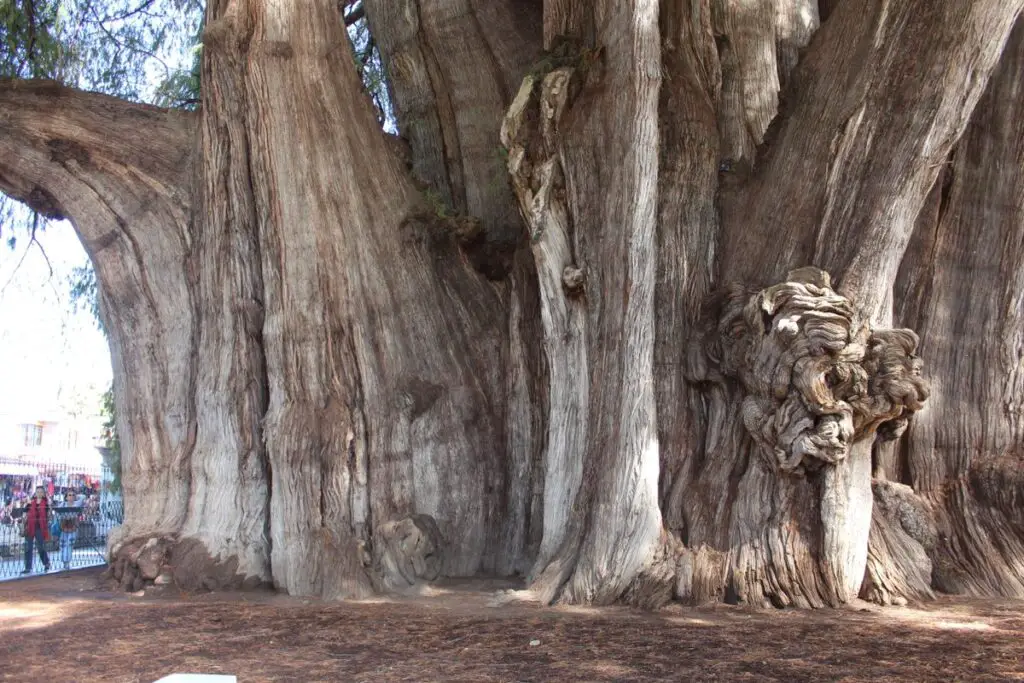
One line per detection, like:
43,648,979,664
1,568,1022,682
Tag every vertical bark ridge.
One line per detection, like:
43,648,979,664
711,0,818,166
891,20,1024,597
367,0,546,576
365,0,539,245
722,0,1024,315
503,0,671,606
180,0,272,582
503,71,589,579
234,0,511,596
659,0,821,599
656,0,721,541
365,0,458,206
691,0,1022,608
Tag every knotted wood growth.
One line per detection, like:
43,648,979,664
693,268,929,476
682,267,931,606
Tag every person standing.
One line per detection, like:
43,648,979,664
19,486,51,574
58,492,80,570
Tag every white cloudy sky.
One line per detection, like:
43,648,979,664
0,219,112,420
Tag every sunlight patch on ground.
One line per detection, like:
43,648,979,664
883,606,1002,633
576,660,636,677
663,616,717,626
553,604,605,616
931,620,994,631
0,601,68,631
486,588,540,608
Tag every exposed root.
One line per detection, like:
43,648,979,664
675,545,730,606
105,536,267,594
373,514,446,593
862,480,937,605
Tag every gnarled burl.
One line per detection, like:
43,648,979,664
695,267,929,476
688,267,930,606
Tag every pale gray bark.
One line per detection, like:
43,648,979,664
500,0,672,607
684,0,1024,606
2,0,1024,610
502,71,588,579
888,19,1024,598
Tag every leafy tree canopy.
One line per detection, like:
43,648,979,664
0,0,203,100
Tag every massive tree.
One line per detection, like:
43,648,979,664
0,0,1022,607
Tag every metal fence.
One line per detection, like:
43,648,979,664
0,459,123,580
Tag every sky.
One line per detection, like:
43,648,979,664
0,218,112,421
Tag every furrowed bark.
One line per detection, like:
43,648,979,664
686,0,1024,607
363,0,540,246
723,0,1024,311
655,0,721,544
181,0,272,585
502,71,588,579
219,0,510,597
547,1,665,606
890,19,1024,598
5,0,1024,610
504,0,671,606
712,0,819,165
366,0,546,576
0,80,273,589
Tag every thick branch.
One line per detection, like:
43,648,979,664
0,79,194,239
891,18,1024,597
722,0,1024,317
504,0,669,607
364,0,541,241
0,79,200,547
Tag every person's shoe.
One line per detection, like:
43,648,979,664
43,565,51,572
19,569,31,575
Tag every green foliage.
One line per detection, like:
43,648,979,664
0,0,204,101
527,35,603,81
0,0,76,80
99,384,121,493
423,188,455,219
1,0,205,246
68,262,103,331
151,38,200,108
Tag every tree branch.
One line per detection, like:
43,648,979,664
0,79,195,245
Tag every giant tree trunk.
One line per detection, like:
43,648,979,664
1,0,1024,608
675,0,1024,607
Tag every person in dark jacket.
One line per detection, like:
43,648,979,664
20,486,51,574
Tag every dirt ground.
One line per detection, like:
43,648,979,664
1,568,1022,682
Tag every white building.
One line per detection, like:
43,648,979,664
0,413,107,501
